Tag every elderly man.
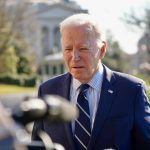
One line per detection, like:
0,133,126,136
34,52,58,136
32,13,150,150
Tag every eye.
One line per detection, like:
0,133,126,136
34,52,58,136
64,48,72,51
80,47,89,51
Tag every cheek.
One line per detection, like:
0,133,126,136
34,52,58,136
85,55,99,71
85,53,96,64
63,53,71,65
83,57,94,71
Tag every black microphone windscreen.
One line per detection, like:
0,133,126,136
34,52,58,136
44,95,79,123
12,98,47,125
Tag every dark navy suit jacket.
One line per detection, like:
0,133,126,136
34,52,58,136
32,65,150,150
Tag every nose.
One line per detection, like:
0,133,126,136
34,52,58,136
72,50,80,61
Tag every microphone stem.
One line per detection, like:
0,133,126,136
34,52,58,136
38,130,55,150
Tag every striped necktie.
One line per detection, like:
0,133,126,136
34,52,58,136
74,84,91,150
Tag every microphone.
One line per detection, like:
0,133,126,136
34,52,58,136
12,95,78,125
44,95,78,123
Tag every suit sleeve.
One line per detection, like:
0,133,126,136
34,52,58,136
134,82,150,149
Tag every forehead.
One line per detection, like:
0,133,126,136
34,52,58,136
61,24,96,42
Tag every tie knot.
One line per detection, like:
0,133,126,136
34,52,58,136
80,84,89,93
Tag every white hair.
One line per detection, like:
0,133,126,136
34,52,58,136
60,13,104,47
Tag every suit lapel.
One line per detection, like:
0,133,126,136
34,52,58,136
56,73,71,100
55,73,76,150
88,65,116,150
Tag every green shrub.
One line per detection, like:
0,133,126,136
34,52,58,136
0,74,36,87
147,90,150,101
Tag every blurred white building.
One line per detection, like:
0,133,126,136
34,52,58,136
28,0,87,80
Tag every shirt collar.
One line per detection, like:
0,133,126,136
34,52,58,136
89,63,104,91
72,64,104,92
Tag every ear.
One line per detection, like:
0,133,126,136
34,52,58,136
99,41,106,59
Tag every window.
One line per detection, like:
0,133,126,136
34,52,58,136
52,65,57,75
41,26,49,55
53,27,61,52
45,64,49,75
60,64,64,74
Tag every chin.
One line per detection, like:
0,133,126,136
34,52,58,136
73,74,82,80
74,75,89,83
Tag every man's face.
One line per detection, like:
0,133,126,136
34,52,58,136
61,25,105,83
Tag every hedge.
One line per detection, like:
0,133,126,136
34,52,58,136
0,74,36,87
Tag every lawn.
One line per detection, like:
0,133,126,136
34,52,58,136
0,84,36,94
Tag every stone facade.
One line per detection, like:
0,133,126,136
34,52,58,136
30,0,88,80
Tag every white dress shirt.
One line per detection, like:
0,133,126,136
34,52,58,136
70,64,104,131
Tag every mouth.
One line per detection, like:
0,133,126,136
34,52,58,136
72,66,84,69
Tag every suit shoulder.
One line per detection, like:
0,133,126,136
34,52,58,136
113,71,145,86
111,71,148,93
41,73,70,88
